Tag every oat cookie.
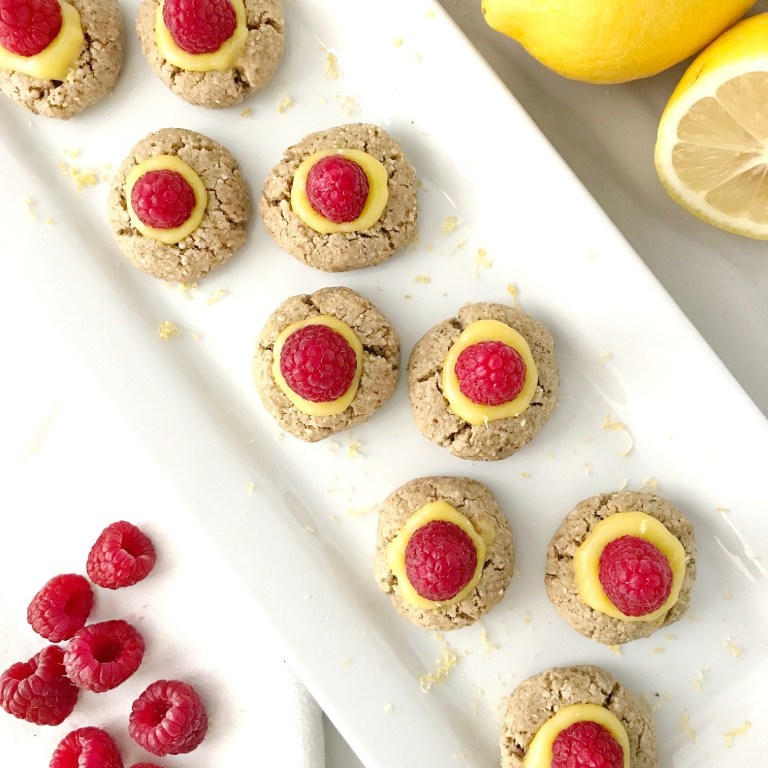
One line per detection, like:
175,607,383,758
253,286,399,441
374,476,514,631
407,302,559,461
136,0,283,108
260,123,418,271
545,491,696,645
0,0,123,119
500,665,658,768
107,127,250,282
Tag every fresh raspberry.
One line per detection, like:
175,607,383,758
0,0,62,57
86,521,157,589
305,155,370,223
163,0,236,55
130,764,164,768
404,520,478,602
130,170,197,230
552,720,624,768
129,679,208,756
50,727,124,768
63,620,145,693
598,535,673,617
27,574,95,643
0,645,78,725
454,340,526,406
280,324,357,402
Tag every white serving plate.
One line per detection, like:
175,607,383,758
1,0,767,765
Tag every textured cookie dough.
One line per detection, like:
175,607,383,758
407,302,559,461
0,0,123,119
374,476,514,630
260,123,418,272
500,665,658,768
545,491,696,645
136,0,283,108
108,128,250,282
253,286,399,441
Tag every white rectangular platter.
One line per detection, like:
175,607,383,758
1,0,767,765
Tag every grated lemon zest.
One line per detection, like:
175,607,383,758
206,289,227,305
419,634,458,692
278,95,293,113
414,274,431,284
157,320,181,340
442,215,459,234
723,721,751,748
601,414,634,456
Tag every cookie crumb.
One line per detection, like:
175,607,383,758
723,637,743,658
652,647,665,654
640,476,659,492
414,274,431,284
723,588,732,599
601,414,634,456
473,248,493,278
338,95,360,115
521,471,531,478
278,95,293,113
479,625,497,656
178,282,197,297
324,51,341,79
157,320,182,340
678,711,696,744
59,162,99,192
607,644,622,655
240,108,253,118
206,289,227,305
419,635,458,692
442,215,459,234
723,721,751,748
346,440,362,458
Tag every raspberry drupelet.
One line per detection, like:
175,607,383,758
598,535,673,616
49,727,124,768
0,0,62,57
0,645,78,725
86,521,157,589
404,520,478,602
130,170,197,230
305,155,370,223
162,0,236,55
552,720,624,768
27,573,95,643
454,340,526,406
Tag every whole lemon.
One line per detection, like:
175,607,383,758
481,0,757,83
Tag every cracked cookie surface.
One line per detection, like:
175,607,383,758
253,286,400,441
500,665,658,768
545,491,696,645
374,476,514,630
407,302,559,461
0,0,123,119
108,127,250,281
136,0,283,108
260,123,418,272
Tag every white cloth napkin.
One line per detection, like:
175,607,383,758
0,296,325,767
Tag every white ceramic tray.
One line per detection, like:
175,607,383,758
1,0,767,765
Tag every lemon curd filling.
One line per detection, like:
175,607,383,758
125,155,208,245
574,511,686,622
0,0,83,80
291,149,389,234
155,0,248,72
524,704,630,768
441,319,538,426
271,315,363,417
386,501,489,611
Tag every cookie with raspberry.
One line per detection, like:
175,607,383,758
253,286,400,441
108,127,250,282
500,665,658,768
0,0,123,119
374,476,514,631
407,302,559,461
136,0,283,108
260,123,418,271
545,491,696,645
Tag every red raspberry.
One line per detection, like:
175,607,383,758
454,340,526,406
552,720,624,768
0,0,62,57
130,170,197,231
63,620,145,693
50,727,123,768
279,324,357,402
404,520,478,602
129,679,208,756
163,0,236,55
27,573,95,643
598,535,673,617
305,155,370,223
86,521,157,589
130,764,164,768
0,645,78,725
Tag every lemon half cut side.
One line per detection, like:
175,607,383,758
655,13,768,240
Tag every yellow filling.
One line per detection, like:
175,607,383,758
125,155,208,245
271,316,363,417
290,149,390,234
524,704,630,768
386,501,488,611
155,0,247,72
441,319,538,426
574,511,687,622
0,0,83,80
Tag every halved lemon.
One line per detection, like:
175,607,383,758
655,13,768,239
